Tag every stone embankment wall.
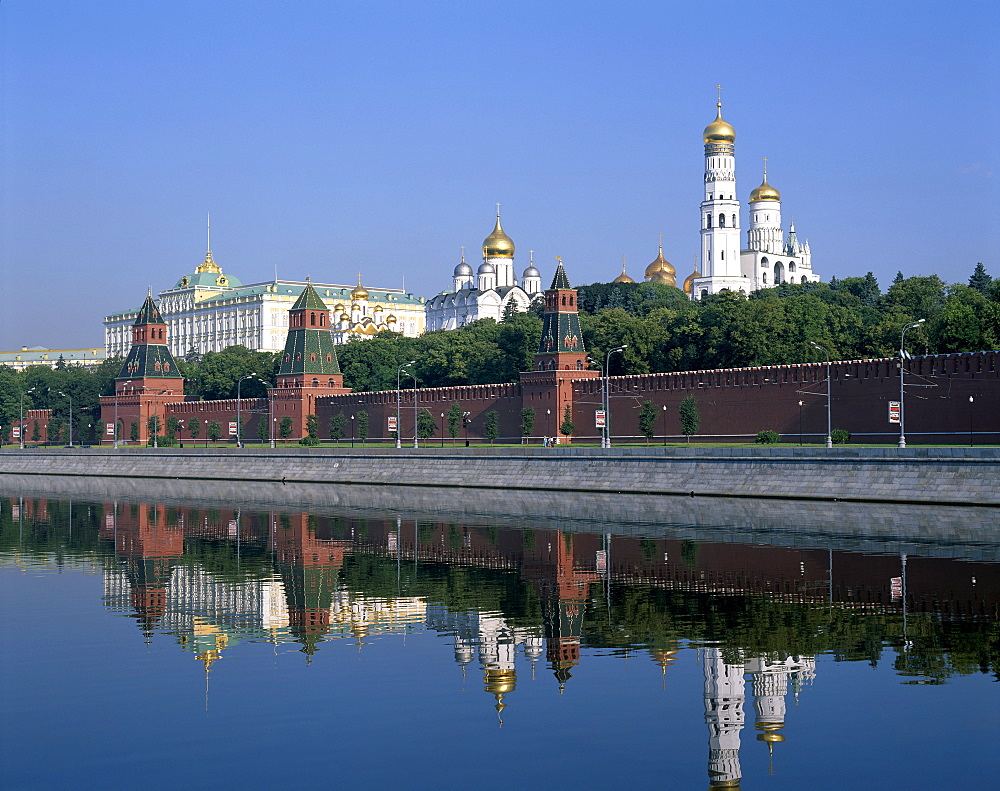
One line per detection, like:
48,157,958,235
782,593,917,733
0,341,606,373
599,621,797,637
1,447,997,506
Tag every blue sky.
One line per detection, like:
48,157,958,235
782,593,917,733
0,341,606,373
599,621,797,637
2,0,997,348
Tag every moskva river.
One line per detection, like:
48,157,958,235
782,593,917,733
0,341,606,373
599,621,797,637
1,481,997,790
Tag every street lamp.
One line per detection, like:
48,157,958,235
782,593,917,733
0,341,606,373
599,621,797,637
798,400,804,446
350,414,355,448
57,391,73,447
396,361,415,448
898,319,926,448
410,370,419,449
661,404,667,446
440,412,445,448
808,342,833,448
237,373,263,447
18,386,36,450
604,345,627,448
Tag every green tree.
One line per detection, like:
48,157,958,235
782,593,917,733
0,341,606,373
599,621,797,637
189,417,202,444
129,421,138,443
257,414,270,443
278,416,293,442
356,410,369,444
447,404,463,442
679,395,700,444
190,346,275,400
559,405,574,439
969,263,992,295
305,414,319,439
165,415,180,442
417,409,436,440
638,401,658,445
206,420,222,443
484,410,499,444
520,407,536,441
329,413,346,443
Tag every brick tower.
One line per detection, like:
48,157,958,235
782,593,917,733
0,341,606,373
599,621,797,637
270,280,351,440
519,259,599,442
101,292,185,444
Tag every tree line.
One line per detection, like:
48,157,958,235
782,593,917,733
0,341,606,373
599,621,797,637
1,264,996,443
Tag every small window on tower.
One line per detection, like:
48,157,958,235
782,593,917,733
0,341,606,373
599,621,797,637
719,214,726,227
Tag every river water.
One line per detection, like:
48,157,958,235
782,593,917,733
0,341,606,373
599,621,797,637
1,478,997,790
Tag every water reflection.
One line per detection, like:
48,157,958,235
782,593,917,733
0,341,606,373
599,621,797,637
2,490,998,789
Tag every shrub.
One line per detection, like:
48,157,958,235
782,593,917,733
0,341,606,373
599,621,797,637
298,436,321,446
755,430,781,444
831,428,851,444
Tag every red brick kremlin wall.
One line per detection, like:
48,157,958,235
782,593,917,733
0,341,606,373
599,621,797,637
86,350,999,446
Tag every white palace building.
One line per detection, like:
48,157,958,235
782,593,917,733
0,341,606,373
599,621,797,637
104,248,426,359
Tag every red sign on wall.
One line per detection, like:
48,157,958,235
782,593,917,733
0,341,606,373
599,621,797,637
888,401,901,424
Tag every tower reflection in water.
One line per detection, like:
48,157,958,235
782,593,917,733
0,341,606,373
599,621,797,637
5,494,989,790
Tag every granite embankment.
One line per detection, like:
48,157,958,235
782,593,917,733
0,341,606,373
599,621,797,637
1,446,997,506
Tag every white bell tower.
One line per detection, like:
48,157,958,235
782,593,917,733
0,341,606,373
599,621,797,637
693,87,744,299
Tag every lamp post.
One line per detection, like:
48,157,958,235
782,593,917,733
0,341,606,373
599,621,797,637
969,395,974,447
236,373,262,448
661,404,667,447
898,319,926,449
440,412,445,448
798,400,804,446
350,414,355,448
808,342,832,448
604,345,627,448
57,391,73,447
396,361,415,448
19,386,35,450
410,371,419,449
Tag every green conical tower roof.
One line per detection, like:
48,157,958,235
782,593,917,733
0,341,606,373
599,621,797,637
291,281,330,311
550,260,571,290
133,293,165,326
117,292,183,381
278,282,342,377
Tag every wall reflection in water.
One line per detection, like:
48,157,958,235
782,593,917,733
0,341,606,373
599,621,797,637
3,494,998,789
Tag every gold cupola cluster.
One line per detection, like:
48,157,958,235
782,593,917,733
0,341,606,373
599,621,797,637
645,244,677,287
482,213,515,259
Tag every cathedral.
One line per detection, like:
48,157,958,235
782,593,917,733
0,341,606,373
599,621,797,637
423,210,543,331
686,92,820,298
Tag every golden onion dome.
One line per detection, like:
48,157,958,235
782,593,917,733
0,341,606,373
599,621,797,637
333,303,345,311
339,312,350,321
649,268,677,287
482,214,515,259
351,277,369,300
613,259,635,284
386,314,397,323
703,103,736,145
749,177,781,203
645,246,676,280
683,268,701,296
